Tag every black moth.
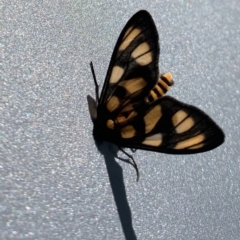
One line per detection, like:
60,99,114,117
88,10,224,180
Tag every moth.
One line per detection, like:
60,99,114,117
88,10,224,180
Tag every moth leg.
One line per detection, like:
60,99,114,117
90,61,100,103
118,147,139,181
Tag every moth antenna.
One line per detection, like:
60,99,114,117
90,61,100,103
119,147,139,181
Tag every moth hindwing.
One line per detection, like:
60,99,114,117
88,10,224,179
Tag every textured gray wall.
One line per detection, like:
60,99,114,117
1,0,239,239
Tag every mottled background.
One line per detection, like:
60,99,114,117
1,0,240,239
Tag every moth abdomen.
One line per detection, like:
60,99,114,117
146,72,174,102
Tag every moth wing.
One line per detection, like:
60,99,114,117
117,96,224,154
99,10,160,110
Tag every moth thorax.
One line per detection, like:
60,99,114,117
106,119,115,129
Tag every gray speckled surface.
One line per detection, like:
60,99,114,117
1,0,240,239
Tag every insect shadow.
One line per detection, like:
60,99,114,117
94,139,137,240
88,92,138,239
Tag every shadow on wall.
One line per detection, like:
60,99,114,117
95,141,137,240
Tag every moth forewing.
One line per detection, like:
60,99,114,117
98,10,160,106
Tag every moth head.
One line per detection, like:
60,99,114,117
87,95,97,121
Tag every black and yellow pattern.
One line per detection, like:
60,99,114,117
88,10,224,178
146,72,174,102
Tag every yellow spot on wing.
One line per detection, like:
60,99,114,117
172,110,188,126
123,27,133,38
176,117,195,133
107,96,120,112
144,105,162,133
106,119,114,129
135,52,152,66
174,134,205,149
121,103,133,112
142,134,162,146
118,77,147,94
117,110,137,124
119,28,141,50
131,42,152,66
172,110,194,133
110,66,124,83
121,125,136,138
188,143,204,149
